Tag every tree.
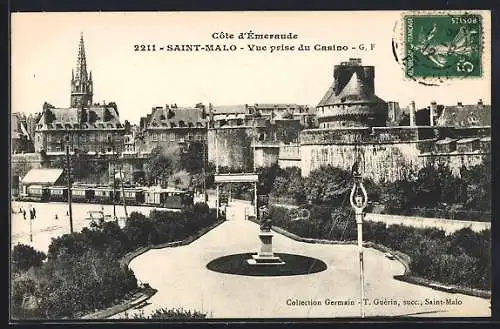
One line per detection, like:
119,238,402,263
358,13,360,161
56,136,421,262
460,154,491,211
11,157,32,180
168,170,191,189
12,244,47,272
303,165,351,205
144,146,181,186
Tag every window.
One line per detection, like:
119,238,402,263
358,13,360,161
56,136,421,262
169,132,175,141
161,133,167,141
47,135,51,142
107,134,112,143
152,133,158,142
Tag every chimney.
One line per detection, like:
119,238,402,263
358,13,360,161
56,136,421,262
478,99,483,107
430,101,437,126
409,101,416,126
457,101,463,106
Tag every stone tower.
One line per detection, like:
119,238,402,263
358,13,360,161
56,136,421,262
70,33,93,108
316,58,387,128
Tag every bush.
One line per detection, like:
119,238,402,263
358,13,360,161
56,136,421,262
13,204,221,320
12,244,47,272
269,204,490,291
126,307,207,319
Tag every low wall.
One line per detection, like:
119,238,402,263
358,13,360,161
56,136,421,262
365,213,490,234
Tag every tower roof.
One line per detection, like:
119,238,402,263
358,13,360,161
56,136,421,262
75,33,88,81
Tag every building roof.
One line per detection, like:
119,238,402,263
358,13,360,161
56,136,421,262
37,105,122,130
435,138,457,145
456,137,479,144
21,168,64,185
211,104,248,114
11,113,30,139
146,106,207,129
317,71,385,107
436,103,491,127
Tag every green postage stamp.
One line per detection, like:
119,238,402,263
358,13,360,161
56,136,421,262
403,13,482,79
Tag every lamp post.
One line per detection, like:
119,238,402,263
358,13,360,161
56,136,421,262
349,172,368,318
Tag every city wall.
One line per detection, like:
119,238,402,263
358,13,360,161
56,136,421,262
207,128,253,170
299,127,425,182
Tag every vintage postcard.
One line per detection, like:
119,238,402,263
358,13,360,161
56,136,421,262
10,11,491,320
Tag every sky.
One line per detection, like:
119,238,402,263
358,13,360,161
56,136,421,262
11,11,491,124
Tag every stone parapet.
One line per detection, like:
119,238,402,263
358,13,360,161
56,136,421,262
300,127,423,145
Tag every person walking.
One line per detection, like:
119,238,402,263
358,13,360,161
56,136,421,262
32,207,36,219
22,209,26,220
30,208,35,221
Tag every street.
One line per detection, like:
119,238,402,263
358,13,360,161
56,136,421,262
11,201,159,254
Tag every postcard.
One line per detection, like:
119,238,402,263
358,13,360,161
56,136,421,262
10,10,491,320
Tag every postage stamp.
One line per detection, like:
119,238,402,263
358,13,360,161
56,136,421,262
403,13,482,79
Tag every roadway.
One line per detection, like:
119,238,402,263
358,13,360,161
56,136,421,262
11,201,158,254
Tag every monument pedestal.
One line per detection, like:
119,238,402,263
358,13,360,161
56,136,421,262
247,231,285,266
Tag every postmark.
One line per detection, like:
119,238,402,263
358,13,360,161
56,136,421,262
392,11,484,85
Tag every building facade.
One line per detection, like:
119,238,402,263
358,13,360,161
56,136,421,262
34,34,126,157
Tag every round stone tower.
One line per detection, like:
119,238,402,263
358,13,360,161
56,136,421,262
316,58,387,128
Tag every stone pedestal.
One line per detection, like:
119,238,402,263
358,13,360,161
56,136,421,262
247,231,285,266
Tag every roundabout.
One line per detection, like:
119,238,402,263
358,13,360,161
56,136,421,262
206,252,327,276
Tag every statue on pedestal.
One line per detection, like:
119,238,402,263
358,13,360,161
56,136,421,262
259,205,272,231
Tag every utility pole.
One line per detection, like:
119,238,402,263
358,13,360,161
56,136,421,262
119,160,128,219
66,145,74,234
202,123,207,202
215,127,219,219
252,115,257,218
350,172,368,318
112,145,116,219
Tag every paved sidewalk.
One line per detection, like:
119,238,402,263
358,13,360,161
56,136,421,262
110,202,490,319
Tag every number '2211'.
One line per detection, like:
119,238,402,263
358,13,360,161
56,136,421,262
134,45,157,51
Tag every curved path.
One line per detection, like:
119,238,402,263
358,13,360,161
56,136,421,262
112,202,490,319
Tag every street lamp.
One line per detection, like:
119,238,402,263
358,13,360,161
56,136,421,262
350,171,368,318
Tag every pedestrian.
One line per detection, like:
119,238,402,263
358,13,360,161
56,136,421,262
22,209,26,220
66,211,69,216
19,207,22,214
55,214,58,220
32,208,36,219
30,209,35,221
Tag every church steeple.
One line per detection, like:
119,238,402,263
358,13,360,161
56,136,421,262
70,33,93,107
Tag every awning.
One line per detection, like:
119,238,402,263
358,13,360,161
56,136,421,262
22,168,64,185
214,173,259,183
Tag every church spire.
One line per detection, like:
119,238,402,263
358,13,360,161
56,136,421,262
70,33,93,107
75,33,88,81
